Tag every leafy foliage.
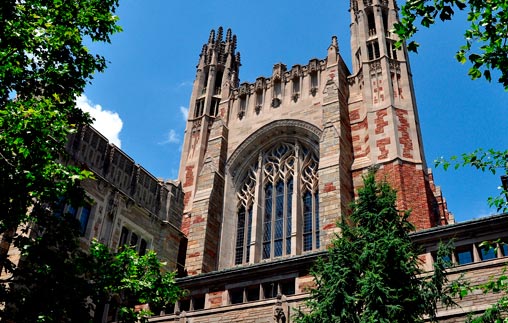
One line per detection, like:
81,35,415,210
296,170,454,323
0,0,122,225
0,210,92,322
0,0,121,269
435,148,508,212
88,240,182,323
1,228,181,322
446,241,508,323
0,0,183,321
394,0,508,89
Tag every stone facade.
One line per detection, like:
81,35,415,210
65,125,187,272
176,0,451,279
150,214,508,322
6,0,503,322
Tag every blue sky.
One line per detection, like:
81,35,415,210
81,1,508,223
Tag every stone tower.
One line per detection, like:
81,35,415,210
348,0,449,229
178,27,240,275
177,0,450,277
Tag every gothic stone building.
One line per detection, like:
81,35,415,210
61,0,508,322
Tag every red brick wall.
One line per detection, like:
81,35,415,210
353,162,438,230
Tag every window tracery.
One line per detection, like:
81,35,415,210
235,141,319,265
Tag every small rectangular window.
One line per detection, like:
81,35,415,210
456,248,473,265
367,9,376,35
230,288,244,304
479,245,496,261
211,98,220,116
262,282,276,299
374,41,380,59
179,299,190,312
79,205,91,236
280,279,295,296
192,296,205,310
139,239,147,256
194,99,204,118
246,285,260,302
367,43,374,61
165,303,175,315
432,252,452,268
119,226,129,247
130,232,139,247
502,243,508,257
67,205,78,217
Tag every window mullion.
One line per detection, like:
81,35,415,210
271,182,275,259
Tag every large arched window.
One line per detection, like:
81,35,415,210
235,141,319,265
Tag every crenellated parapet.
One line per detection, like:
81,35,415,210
231,58,327,120
67,125,183,227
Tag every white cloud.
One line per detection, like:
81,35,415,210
176,81,192,89
76,95,123,148
180,106,189,121
159,129,180,145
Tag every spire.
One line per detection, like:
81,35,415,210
216,26,223,44
328,35,339,63
232,35,237,53
226,28,232,43
331,35,338,50
208,29,215,44
235,52,241,67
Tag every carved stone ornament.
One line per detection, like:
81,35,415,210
291,65,301,79
271,98,281,108
308,59,318,73
273,294,286,323
192,119,202,133
106,190,120,216
389,60,401,73
97,179,108,193
255,104,262,114
239,83,249,97
309,87,318,96
291,93,299,102
255,77,265,92
238,110,245,119
369,61,382,73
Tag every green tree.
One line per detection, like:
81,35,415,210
0,0,121,271
394,2,508,318
296,170,453,323
394,0,508,90
394,0,508,216
436,148,508,213
88,240,182,323
0,1,181,322
0,209,93,322
1,227,181,322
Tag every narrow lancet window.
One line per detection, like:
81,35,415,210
235,141,319,265
263,184,273,259
286,178,293,254
235,206,246,265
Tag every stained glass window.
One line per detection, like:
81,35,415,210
235,141,319,264
235,206,246,265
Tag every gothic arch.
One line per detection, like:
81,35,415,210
222,120,323,267
227,119,322,186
